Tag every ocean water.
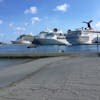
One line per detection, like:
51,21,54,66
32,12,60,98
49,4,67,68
0,44,99,53
0,44,99,68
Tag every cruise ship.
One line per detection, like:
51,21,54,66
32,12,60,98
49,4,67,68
33,28,70,45
11,34,34,44
66,20,100,45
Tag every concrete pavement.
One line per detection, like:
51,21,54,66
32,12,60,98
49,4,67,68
0,55,100,100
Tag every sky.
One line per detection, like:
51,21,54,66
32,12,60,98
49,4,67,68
0,0,100,43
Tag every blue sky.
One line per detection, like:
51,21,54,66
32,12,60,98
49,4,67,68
0,0,100,43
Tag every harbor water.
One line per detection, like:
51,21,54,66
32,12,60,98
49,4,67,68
0,44,100,68
0,44,99,53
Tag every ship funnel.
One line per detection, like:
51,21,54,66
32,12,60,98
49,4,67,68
83,20,93,30
53,28,58,32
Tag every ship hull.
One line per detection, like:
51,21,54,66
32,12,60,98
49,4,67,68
66,30,100,45
66,36,90,45
11,40,32,44
33,38,69,45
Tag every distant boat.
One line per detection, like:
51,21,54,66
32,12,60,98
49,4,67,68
11,34,34,44
32,28,70,45
0,42,7,45
66,20,100,45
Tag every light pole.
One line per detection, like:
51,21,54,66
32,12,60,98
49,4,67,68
97,33,99,54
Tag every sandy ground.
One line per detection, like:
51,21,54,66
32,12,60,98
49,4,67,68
0,54,100,100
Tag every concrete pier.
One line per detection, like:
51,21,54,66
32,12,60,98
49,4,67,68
0,53,100,100
0,52,99,58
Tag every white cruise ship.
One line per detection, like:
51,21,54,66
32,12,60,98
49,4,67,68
33,28,70,45
11,33,34,44
66,20,100,45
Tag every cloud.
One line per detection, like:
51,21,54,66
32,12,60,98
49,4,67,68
54,3,69,12
95,22,100,27
24,6,37,14
0,33,4,37
0,19,3,25
31,17,40,24
8,22,14,28
15,27,26,34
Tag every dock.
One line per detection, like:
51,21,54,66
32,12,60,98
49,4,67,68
0,52,99,58
0,53,100,99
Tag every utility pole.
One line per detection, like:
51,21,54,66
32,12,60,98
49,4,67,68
97,33,99,54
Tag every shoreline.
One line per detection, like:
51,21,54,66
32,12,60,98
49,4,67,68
0,52,99,58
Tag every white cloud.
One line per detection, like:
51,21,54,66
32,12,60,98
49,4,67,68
24,6,37,14
15,27,26,34
54,3,69,12
0,19,3,25
31,17,40,24
95,22,100,27
0,33,4,37
16,27,26,31
8,22,14,28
